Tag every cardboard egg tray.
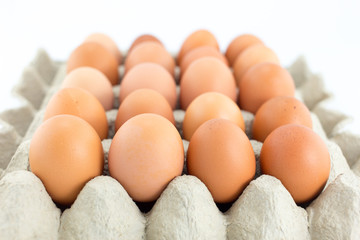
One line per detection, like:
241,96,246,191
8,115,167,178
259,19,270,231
1,49,360,239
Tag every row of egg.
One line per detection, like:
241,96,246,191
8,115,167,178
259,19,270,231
29,30,330,208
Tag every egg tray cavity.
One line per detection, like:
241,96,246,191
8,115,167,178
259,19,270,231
1,49,360,239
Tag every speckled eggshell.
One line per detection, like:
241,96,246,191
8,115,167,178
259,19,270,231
253,96,312,142
260,124,331,204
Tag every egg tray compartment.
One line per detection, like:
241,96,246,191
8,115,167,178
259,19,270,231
1,49,360,239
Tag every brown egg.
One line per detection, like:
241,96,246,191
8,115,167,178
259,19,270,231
115,89,175,131
109,113,184,202
67,42,119,85
252,96,313,142
84,33,122,64
233,44,280,85
180,46,228,76
119,62,177,109
183,92,245,141
180,57,237,110
44,88,108,140
29,115,104,205
225,34,264,66
260,124,330,204
177,29,219,65
125,41,175,77
238,62,295,114
187,118,255,203
61,67,114,111
128,34,163,53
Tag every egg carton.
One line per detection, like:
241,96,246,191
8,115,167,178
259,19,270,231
1,49,360,239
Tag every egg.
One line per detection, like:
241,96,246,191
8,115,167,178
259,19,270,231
44,88,108,140
29,114,104,205
177,29,219,65
61,67,114,111
187,118,255,203
238,62,295,114
180,46,228,76
109,113,184,202
128,34,163,53
260,124,330,204
124,41,175,77
252,96,313,142
67,42,119,85
225,34,264,66
119,62,177,109
180,57,237,109
183,92,245,141
233,44,280,85
84,33,122,64
115,89,175,131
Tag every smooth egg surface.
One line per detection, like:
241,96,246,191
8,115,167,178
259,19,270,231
29,115,104,206
183,92,245,140
187,118,255,203
109,113,184,202
180,57,237,110
67,42,119,85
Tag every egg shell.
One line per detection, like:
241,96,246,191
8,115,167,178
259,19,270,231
183,92,245,141
115,88,175,131
239,62,295,114
4,41,360,240
128,34,163,54
119,62,177,109
67,42,119,85
253,96,313,142
125,41,175,77
180,57,237,110
108,113,184,202
61,67,114,111
225,34,264,66
180,46,228,76
233,44,280,85
43,87,108,140
177,29,219,65
84,33,122,65
260,124,331,204
187,118,255,203
29,115,104,205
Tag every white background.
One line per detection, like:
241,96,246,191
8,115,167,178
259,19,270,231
1,0,359,122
